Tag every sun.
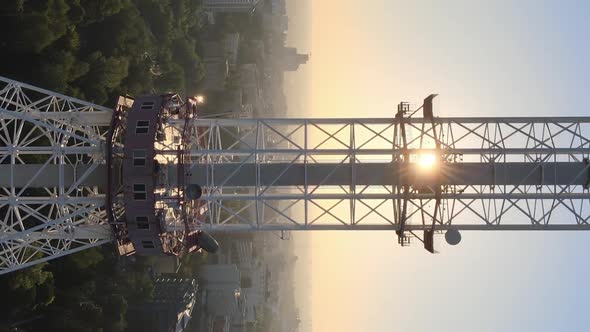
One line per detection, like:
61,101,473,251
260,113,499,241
417,153,437,169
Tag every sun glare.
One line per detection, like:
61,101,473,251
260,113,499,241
194,95,205,104
417,153,437,169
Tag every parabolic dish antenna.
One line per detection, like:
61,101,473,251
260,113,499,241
445,229,462,245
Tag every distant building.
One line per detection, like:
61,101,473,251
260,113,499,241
203,0,260,13
202,33,240,67
262,69,287,116
200,264,243,317
150,256,179,276
271,0,286,15
226,240,268,324
263,14,288,33
200,33,241,94
275,46,309,71
128,278,199,332
224,33,240,65
237,64,264,114
221,90,243,115
200,62,229,92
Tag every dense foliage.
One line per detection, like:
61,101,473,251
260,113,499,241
0,0,207,330
0,247,155,331
0,0,205,106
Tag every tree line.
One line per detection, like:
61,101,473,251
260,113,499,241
0,0,205,106
0,0,208,331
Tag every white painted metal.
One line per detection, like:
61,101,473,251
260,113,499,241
178,117,590,236
0,76,113,274
2,73,590,273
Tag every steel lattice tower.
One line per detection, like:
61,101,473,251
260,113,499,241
1,77,590,275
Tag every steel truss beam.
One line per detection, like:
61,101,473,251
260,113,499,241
0,76,113,274
175,117,590,241
3,72,590,270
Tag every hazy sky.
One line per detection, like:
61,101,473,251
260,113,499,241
285,1,590,331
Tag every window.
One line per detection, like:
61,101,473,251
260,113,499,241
135,120,150,134
141,240,155,249
136,216,150,230
173,135,180,144
133,184,147,200
133,150,146,167
140,101,155,111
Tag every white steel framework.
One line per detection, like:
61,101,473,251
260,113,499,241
178,110,590,249
0,76,113,274
2,75,590,272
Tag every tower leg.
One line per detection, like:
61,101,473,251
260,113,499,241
0,76,113,275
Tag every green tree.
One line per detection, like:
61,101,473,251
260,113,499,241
78,52,129,103
0,0,25,14
7,263,53,292
12,0,71,53
13,14,62,53
68,247,104,270
78,302,103,326
171,38,204,91
58,26,81,52
39,50,89,92
155,62,185,93
0,261,54,320
121,59,154,96
66,0,85,24
80,0,128,24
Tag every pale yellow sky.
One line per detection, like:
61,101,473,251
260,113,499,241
285,1,590,332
